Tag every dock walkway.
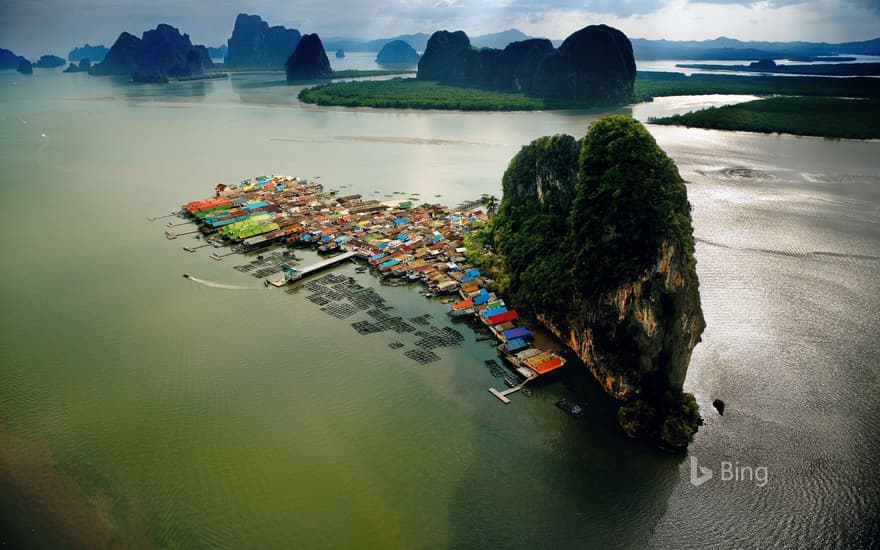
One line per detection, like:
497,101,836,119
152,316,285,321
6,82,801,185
489,378,533,404
267,250,359,286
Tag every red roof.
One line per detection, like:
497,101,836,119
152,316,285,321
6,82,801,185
487,310,518,325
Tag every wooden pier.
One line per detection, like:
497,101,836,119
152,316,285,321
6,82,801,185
489,379,532,404
267,250,359,286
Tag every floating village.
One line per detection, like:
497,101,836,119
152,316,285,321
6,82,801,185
157,174,568,405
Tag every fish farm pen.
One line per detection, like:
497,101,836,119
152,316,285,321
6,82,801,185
154,174,568,404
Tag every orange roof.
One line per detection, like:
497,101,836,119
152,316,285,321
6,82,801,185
453,299,473,310
532,356,563,374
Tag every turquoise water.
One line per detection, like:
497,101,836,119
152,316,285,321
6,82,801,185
1,69,878,548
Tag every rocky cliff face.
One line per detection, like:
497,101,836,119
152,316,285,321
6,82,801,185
529,25,636,102
90,24,211,78
416,30,472,81
417,25,635,104
1,48,28,71
64,58,92,73
17,58,33,74
489,116,704,447
35,55,66,68
69,44,107,62
226,13,301,68
376,40,420,66
286,34,332,80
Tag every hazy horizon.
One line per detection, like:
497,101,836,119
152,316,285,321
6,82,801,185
2,0,879,59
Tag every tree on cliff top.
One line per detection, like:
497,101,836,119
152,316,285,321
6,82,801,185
487,116,696,313
570,115,695,301
484,115,704,448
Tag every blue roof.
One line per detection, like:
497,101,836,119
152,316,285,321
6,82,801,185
473,294,489,305
502,327,531,340
397,233,408,241
243,201,269,211
465,269,480,277
369,253,385,261
379,259,400,269
433,235,442,243
460,276,475,283
482,306,508,318
393,217,409,226
505,338,529,352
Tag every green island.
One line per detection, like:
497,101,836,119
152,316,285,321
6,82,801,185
633,71,880,101
298,72,880,115
299,78,557,110
650,97,880,139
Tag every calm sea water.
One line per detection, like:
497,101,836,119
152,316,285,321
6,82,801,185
1,69,878,549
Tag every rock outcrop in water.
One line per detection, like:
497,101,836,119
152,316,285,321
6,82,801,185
376,40,420,65
64,58,92,73
483,116,704,447
417,24,635,104
34,55,66,68
90,24,213,79
225,13,301,68
68,44,108,62
286,34,332,80
17,58,33,74
0,48,28,71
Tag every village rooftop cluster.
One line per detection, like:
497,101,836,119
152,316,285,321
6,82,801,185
171,174,567,401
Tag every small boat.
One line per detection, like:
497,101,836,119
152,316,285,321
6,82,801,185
182,274,190,278
555,399,584,418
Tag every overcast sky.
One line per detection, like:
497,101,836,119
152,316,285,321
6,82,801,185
1,0,878,58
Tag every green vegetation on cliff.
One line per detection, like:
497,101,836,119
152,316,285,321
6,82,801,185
473,115,705,448
650,97,880,139
481,117,696,316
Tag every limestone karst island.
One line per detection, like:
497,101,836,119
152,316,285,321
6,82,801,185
2,2,879,549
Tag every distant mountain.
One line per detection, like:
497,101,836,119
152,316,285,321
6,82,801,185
324,29,546,53
470,29,533,49
226,13,301,68
34,54,66,68
207,45,227,60
69,44,108,62
376,40,420,66
321,30,880,60
417,25,635,104
286,33,332,80
631,36,880,60
90,24,212,79
323,33,430,53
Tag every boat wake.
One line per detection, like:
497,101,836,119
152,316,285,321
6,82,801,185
185,276,261,290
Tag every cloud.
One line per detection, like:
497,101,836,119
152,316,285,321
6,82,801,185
689,0,807,4
842,0,880,11
1,0,879,58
